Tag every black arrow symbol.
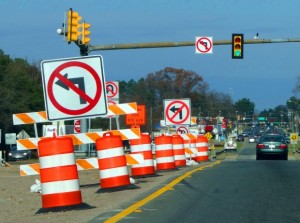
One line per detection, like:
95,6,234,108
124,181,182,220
106,84,114,94
170,105,183,119
55,73,86,104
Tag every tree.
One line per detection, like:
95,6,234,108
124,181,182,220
234,98,255,120
0,50,44,146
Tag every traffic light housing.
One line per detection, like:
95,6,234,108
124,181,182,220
232,34,244,59
81,22,91,45
67,9,82,43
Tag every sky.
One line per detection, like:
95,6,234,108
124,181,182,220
1,0,300,112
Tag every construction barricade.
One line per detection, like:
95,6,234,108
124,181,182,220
172,134,186,167
154,134,176,171
195,135,209,162
130,133,155,177
96,132,130,188
38,134,82,208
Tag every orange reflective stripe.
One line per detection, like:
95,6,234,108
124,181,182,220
125,154,139,165
15,113,35,124
76,159,96,169
86,132,101,142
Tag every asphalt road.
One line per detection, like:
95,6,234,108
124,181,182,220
99,142,300,223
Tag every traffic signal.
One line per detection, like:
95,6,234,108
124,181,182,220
81,22,91,45
232,34,244,59
67,9,82,43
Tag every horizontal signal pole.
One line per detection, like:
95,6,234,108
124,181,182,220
89,38,300,52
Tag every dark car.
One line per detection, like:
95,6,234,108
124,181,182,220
256,134,288,160
7,146,31,161
236,134,244,142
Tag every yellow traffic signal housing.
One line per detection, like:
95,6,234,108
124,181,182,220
67,9,82,43
232,34,244,59
81,22,91,45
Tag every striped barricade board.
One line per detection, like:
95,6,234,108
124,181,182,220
17,128,141,150
13,102,138,125
20,154,144,176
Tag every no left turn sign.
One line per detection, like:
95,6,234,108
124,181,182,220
195,36,213,54
41,55,108,121
164,98,191,126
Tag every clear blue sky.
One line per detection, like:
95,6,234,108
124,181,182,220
1,0,300,112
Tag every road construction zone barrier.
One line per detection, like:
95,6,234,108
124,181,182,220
180,133,197,158
105,102,137,117
172,134,186,167
38,134,82,208
13,103,138,125
96,132,131,188
20,155,144,176
130,133,155,176
16,128,141,150
194,135,209,162
154,134,176,171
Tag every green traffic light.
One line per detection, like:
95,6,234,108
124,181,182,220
234,51,241,57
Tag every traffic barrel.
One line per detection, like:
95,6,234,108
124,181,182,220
172,134,186,167
130,133,155,176
154,134,176,171
195,135,209,162
38,134,82,208
96,132,130,188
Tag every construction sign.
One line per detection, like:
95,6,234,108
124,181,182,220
125,105,146,126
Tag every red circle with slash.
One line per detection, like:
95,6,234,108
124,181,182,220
166,100,190,124
47,61,102,115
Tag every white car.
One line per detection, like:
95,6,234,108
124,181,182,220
248,136,256,143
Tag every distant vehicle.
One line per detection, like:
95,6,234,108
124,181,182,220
256,134,288,160
248,135,256,143
7,146,31,161
236,134,244,142
285,136,291,144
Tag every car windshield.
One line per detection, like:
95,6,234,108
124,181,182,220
260,135,285,142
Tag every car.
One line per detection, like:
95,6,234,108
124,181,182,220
248,135,256,143
285,136,291,144
7,146,31,161
256,134,288,160
236,134,244,142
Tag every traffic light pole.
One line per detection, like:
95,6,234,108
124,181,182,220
88,38,300,52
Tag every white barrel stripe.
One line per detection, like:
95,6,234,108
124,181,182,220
173,144,184,150
196,142,209,147
132,159,154,168
41,179,80,195
197,151,209,156
174,155,186,160
97,147,124,159
40,153,75,169
130,144,151,152
155,144,173,151
99,166,128,179
156,157,175,163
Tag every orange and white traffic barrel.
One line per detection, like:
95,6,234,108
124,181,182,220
38,134,82,208
195,135,209,162
154,134,176,171
130,133,155,176
172,134,186,167
96,132,130,188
